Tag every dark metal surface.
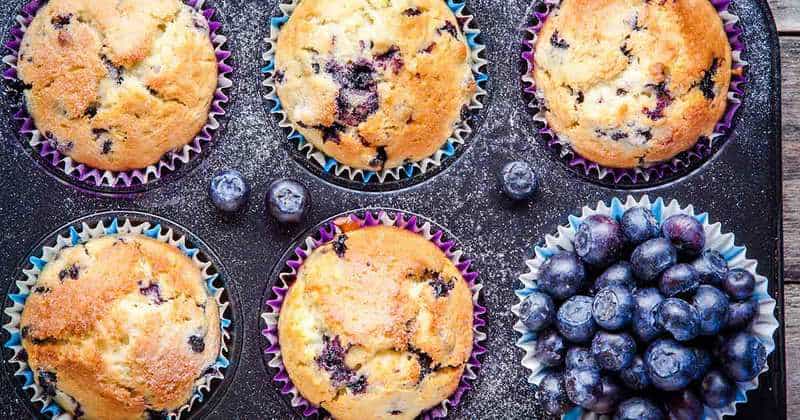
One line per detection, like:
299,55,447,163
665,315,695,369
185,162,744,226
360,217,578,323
0,0,784,419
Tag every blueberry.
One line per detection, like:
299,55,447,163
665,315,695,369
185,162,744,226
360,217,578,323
700,370,736,408
587,376,625,414
564,368,603,409
621,206,660,245
538,252,587,300
692,347,712,381
534,328,567,367
644,339,696,391
658,264,699,297
619,355,651,390
666,389,704,420
188,335,205,353
566,347,599,372
725,298,757,330
655,298,700,342
595,261,636,292
499,161,538,201
537,372,573,415
518,291,555,332
591,331,637,371
632,288,665,342
719,332,767,382
556,295,597,343
37,370,57,397
614,397,665,420
574,215,624,268
592,285,635,330
721,268,756,300
631,238,678,283
267,179,310,224
661,214,705,258
208,169,251,213
692,285,729,336
691,250,728,286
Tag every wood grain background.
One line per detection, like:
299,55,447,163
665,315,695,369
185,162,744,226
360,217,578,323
769,0,798,416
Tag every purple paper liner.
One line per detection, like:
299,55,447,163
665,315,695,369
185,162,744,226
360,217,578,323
2,0,233,194
521,0,747,186
260,210,488,419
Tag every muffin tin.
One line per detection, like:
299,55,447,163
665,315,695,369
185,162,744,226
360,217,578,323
0,0,784,418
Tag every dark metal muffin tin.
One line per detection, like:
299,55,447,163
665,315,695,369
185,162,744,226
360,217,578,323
0,0,784,418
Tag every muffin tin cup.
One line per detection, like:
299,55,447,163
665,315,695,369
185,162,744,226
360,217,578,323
521,0,747,188
261,0,488,190
259,208,488,418
1,211,241,419
2,0,233,197
511,195,779,419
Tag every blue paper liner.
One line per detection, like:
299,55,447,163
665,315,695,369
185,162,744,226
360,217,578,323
2,214,234,419
261,0,488,186
512,196,779,419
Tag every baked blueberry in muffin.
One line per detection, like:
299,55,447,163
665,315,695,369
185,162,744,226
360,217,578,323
19,235,220,419
273,0,477,171
278,224,474,420
17,0,218,172
532,0,733,168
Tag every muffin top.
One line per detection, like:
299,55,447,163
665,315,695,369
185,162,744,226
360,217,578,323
17,0,218,172
274,0,477,171
278,223,474,420
532,0,732,168
20,234,220,420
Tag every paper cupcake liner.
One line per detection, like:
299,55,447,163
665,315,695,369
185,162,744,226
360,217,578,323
2,0,233,194
261,0,488,185
512,196,779,420
260,209,487,418
521,0,747,186
2,214,234,419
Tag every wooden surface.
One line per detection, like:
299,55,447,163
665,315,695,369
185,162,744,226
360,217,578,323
775,0,799,416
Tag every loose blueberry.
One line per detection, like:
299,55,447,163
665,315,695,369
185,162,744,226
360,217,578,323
209,169,250,213
631,238,678,283
519,291,556,332
564,368,603,409
538,252,587,301
692,285,729,336
658,264,699,297
591,331,637,371
621,207,660,245
655,298,700,342
592,285,635,330
691,250,728,286
725,298,757,330
566,347,599,372
557,295,597,343
700,370,736,408
661,214,705,258
499,161,539,201
666,389,704,420
595,261,636,292
574,215,624,268
534,328,567,367
632,288,665,342
721,268,756,300
644,339,696,391
267,179,310,224
587,376,625,414
537,372,573,415
720,332,767,382
614,397,665,420
619,355,651,390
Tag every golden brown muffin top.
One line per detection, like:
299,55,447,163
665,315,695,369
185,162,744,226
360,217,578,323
17,0,218,172
20,234,220,420
533,0,733,168
274,0,477,171
278,224,474,420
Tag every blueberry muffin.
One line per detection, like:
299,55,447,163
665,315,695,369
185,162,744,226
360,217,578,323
19,234,220,419
532,0,733,168
17,0,218,172
273,0,477,171
278,224,474,420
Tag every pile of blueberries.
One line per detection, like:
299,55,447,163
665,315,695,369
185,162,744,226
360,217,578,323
518,206,768,419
